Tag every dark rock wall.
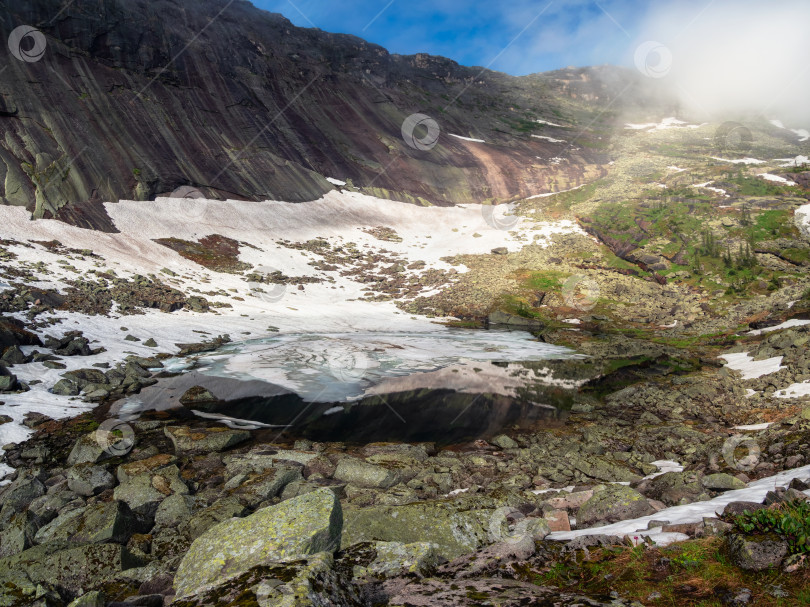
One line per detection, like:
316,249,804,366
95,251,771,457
0,0,655,225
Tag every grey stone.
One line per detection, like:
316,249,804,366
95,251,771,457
66,465,115,497
334,458,399,489
173,488,342,598
727,533,788,571
577,485,655,527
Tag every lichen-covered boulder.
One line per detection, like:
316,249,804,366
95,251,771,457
113,464,188,517
164,425,250,455
34,501,141,546
66,433,110,466
354,541,440,579
334,457,399,489
66,464,115,496
701,473,746,491
341,501,494,560
171,552,362,607
577,485,655,527
727,533,789,570
173,487,342,598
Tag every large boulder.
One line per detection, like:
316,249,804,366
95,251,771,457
173,487,342,599
0,511,38,557
66,464,115,496
229,466,302,508
34,501,142,546
701,473,746,491
353,541,441,579
334,457,399,489
170,552,361,607
67,433,111,466
0,542,145,602
113,464,188,517
638,471,704,506
164,425,250,455
577,485,655,527
726,533,789,571
341,501,495,560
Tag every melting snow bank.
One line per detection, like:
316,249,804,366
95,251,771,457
747,318,810,336
531,135,565,143
449,134,485,143
759,173,797,186
624,117,702,131
770,119,810,142
527,184,586,200
796,203,810,238
710,157,766,165
548,464,810,546
718,352,784,379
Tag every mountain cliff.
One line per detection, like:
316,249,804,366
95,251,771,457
0,0,669,228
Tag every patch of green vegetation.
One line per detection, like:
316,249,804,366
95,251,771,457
731,499,810,555
748,209,796,241
728,174,788,196
531,537,810,606
521,270,567,292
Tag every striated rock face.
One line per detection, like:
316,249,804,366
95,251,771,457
0,0,663,225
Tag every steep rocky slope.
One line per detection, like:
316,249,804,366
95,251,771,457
0,0,667,226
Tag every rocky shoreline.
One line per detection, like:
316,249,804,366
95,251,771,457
1,322,810,605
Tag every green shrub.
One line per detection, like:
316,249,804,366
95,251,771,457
731,499,810,555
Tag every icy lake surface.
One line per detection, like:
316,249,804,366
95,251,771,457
154,329,583,403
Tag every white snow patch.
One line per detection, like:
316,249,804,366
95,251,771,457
693,181,729,197
643,460,684,480
562,318,581,325
322,406,345,416
624,117,701,131
667,166,687,172
775,381,810,399
733,422,772,431
747,318,810,335
710,157,766,165
796,203,810,238
526,184,586,200
535,119,563,127
759,173,797,186
776,155,809,168
744,389,757,398
531,135,565,143
770,119,810,142
449,134,485,143
326,177,346,186
548,464,810,545
718,352,784,379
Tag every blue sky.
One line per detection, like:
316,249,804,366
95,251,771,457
250,0,663,75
